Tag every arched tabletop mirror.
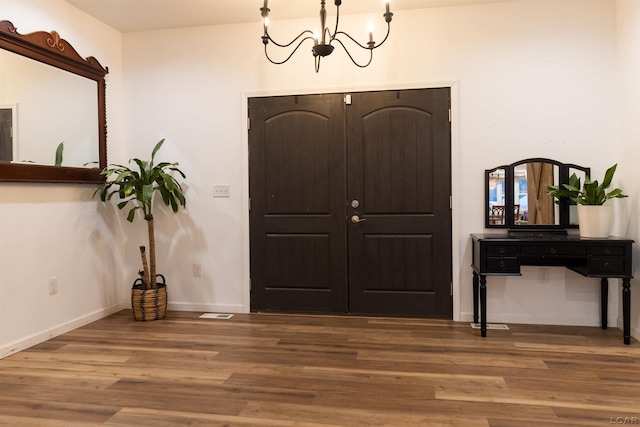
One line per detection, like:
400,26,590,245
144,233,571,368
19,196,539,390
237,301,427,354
485,158,590,230
0,20,108,183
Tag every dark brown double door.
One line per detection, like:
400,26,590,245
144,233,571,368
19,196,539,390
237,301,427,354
249,88,452,317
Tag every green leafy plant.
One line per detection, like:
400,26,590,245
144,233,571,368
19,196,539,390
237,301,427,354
547,172,582,205
547,164,627,206
94,139,186,289
55,142,64,166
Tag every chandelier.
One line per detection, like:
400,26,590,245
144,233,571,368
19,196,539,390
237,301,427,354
260,0,393,72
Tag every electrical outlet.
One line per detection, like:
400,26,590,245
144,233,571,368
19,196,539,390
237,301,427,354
48,277,58,295
213,184,230,198
538,268,549,283
193,263,202,277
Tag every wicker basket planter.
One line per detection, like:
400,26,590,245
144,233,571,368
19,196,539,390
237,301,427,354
131,274,167,321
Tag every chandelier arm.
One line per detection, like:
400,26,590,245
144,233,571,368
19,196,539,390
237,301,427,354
264,36,316,65
323,28,334,44
371,21,392,49
330,3,340,43
334,21,391,51
334,31,370,50
332,38,373,68
265,30,315,48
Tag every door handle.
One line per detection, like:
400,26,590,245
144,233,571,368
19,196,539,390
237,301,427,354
351,214,367,224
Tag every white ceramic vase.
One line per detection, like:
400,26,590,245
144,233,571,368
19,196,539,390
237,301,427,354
577,204,613,238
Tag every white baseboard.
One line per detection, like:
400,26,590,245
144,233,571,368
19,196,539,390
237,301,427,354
0,302,128,359
167,302,247,313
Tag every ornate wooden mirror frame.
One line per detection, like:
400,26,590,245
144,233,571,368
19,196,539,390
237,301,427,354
0,20,108,183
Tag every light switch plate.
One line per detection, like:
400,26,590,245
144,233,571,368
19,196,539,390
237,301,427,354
213,184,230,198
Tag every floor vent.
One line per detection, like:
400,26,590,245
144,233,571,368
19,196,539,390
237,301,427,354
199,313,234,319
470,323,509,330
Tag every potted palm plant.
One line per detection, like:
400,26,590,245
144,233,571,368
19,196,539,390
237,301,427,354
548,164,627,237
94,139,186,320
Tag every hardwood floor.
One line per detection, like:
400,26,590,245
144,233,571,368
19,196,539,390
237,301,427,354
0,310,639,426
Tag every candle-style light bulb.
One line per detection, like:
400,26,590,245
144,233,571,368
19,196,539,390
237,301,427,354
261,0,269,19
384,0,390,14
368,22,374,43
383,0,393,23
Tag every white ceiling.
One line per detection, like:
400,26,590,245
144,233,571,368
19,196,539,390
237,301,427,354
63,0,512,33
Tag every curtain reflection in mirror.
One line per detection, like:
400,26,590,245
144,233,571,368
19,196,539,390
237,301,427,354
519,162,555,225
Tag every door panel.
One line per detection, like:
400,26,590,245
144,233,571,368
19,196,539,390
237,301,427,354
264,111,331,214
347,89,452,317
249,94,347,313
362,107,434,214
361,234,437,313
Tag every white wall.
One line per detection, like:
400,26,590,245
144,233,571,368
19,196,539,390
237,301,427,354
122,0,625,328
616,0,640,337
0,0,127,357
1,0,637,356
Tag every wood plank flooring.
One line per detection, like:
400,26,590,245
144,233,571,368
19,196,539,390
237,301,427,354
0,310,639,426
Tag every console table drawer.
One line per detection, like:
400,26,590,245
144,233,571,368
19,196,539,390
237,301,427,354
590,258,625,275
485,245,518,256
520,246,587,256
486,257,519,273
591,246,625,257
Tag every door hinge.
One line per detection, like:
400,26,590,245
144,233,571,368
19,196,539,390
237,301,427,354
450,282,453,296
449,195,452,210
248,198,251,211
247,117,251,130
448,109,452,122
344,94,352,105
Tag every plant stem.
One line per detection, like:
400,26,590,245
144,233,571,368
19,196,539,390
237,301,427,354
146,214,156,289
139,246,150,289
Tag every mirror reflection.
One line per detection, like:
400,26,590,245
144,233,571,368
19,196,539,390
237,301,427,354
485,158,589,229
488,168,505,225
0,49,98,167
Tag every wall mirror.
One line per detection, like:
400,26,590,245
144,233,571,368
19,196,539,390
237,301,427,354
485,158,590,229
0,20,108,183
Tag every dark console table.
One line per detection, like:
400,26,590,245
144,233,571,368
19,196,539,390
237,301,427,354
471,232,634,345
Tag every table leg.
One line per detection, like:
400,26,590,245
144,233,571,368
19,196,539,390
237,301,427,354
473,271,479,324
600,278,608,329
623,278,631,345
480,274,487,338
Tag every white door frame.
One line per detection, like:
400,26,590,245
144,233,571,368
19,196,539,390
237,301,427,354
240,81,461,320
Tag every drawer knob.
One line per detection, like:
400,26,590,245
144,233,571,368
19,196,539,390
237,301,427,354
550,248,557,255
604,262,611,269
604,248,611,255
